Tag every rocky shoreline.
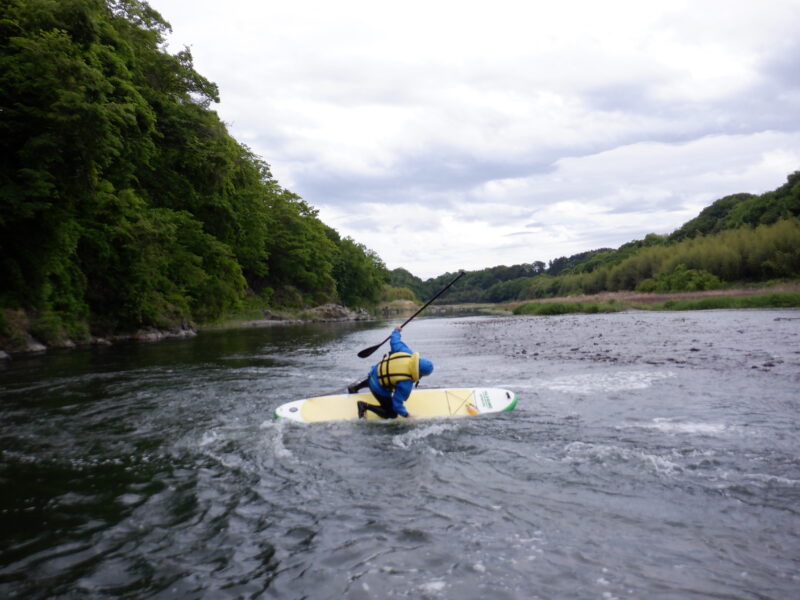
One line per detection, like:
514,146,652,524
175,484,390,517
0,324,200,360
0,303,372,361
202,303,372,330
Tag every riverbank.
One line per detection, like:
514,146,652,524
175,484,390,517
510,285,800,315
0,303,372,359
0,318,199,360
4,285,798,359
200,303,372,330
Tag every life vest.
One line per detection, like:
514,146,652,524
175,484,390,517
376,351,420,390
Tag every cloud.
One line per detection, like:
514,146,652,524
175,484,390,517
153,0,800,279
320,131,800,276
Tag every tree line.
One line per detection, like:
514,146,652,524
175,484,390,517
392,171,800,303
0,0,388,346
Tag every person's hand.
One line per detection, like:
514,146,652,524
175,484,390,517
394,326,402,331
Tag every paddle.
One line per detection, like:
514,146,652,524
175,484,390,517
357,270,466,358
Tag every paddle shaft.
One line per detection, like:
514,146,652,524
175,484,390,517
358,270,465,358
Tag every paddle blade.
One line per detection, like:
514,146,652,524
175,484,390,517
358,333,391,358
357,344,380,358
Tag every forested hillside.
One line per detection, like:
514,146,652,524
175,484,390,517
393,171,800,303
0,0,387,348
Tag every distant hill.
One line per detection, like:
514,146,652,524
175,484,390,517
669,171,800,241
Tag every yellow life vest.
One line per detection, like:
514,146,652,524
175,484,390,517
376,352,420,389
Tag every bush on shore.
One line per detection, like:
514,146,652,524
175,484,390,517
512,292,800,316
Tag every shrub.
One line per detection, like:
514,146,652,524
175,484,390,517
636,265,724,293
513,300,627,315
379,285,418,303
658,292,800,311
29,311,66,345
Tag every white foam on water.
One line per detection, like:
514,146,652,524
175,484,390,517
563,441,682,476
541,370,674,394
199,429,220,447
116,493,144,506
645,418,729,435
502,381,539,390
392,423,455,449
419,580,447,594
257,418,294,460
743,472,800,487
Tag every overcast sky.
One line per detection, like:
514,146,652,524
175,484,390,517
152,0,800,279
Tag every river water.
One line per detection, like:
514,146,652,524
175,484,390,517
1,310,799,599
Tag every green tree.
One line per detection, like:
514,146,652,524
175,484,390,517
330,233,389,307
263,189,337,305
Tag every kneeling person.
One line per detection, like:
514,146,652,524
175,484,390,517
349,327,434,419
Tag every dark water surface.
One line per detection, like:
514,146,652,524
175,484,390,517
1,311,799,599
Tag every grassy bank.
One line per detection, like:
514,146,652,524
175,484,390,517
654,292,800,311
513,291,800,316
513,300,627,315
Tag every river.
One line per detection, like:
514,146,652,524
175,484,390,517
1,310,799,599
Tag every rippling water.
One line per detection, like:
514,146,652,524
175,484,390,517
1,311,799,599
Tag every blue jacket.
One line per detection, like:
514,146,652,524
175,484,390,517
368,329,414,417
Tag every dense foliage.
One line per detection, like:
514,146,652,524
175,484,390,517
391,263,546,305
669,172,800,240
393,172,800,304
0,0,387,342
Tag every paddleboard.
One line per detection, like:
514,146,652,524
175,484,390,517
274,387,518,423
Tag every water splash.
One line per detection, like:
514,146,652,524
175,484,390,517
392,423,456,449
562,441,683,476
540,370,674,394
260,418,294,460
644,418,729,435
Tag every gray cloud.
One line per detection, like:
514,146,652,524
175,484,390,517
154,0,800,278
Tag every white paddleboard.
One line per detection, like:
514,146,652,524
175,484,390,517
274,387,518,423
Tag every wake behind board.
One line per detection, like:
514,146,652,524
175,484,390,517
274,388,518,423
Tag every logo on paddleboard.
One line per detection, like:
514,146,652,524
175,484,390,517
479,391,492,409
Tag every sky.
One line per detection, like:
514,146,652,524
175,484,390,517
151,0,800,279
